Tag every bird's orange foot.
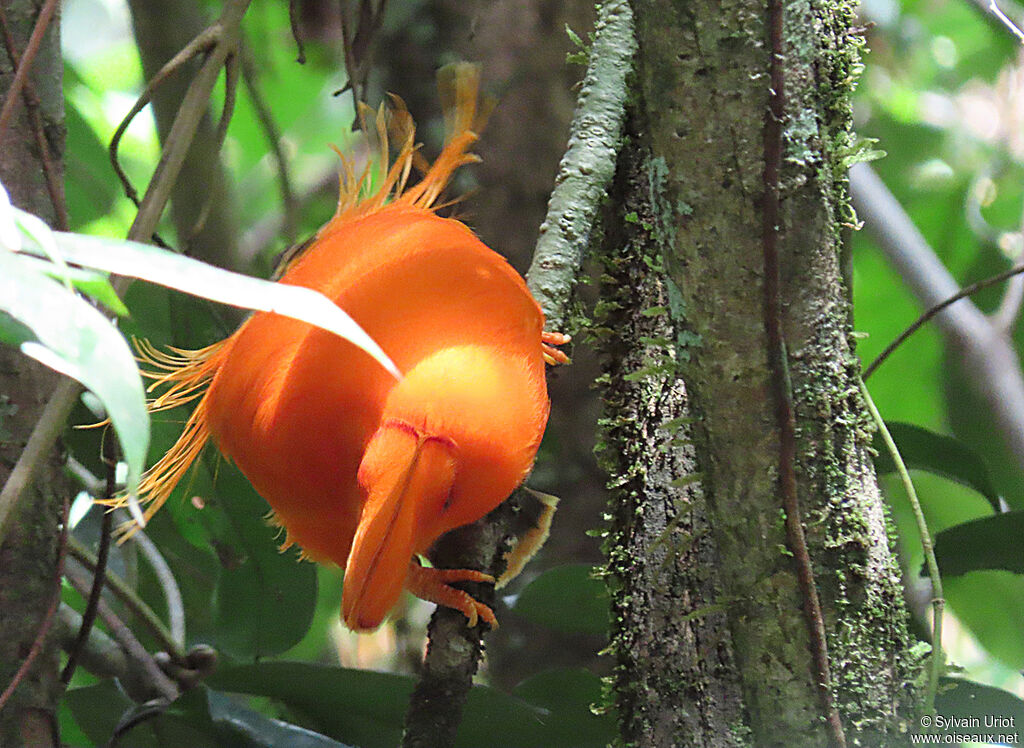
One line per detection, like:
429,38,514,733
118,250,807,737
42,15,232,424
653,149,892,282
406,562,498,629
542,331,571,365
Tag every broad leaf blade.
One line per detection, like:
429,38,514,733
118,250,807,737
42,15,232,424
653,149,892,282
0,252,148,511
211,465,317,660
873,421,1001,511
935,677,1024,732
511,564,610,635
931,511,1024,576
22,225,400,379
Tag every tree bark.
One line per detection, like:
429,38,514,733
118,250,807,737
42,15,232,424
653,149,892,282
597,141,747,746
595,0,920,744
0,0,67,745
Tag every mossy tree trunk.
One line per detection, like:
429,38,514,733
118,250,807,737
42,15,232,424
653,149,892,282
597,0,920,744
0,1,67,745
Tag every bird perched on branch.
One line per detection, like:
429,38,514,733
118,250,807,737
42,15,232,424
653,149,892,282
128,64,567,632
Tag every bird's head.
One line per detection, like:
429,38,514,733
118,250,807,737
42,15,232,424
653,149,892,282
340,344,545,630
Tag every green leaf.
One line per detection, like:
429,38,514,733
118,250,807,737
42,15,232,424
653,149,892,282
65,98,118,228
207,689,358,747
208,662,415,748
211,465,318,660
65,680,159,748
16,253,127,315
872,421,1001,512
14,219,400,379
931,511,1024,576
511,564,609,635
506,669,616,747
0,251,149,518
934,677,1024,733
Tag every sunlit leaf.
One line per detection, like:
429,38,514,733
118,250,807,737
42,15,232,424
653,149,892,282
14,220,400,379
16,253,127,315
0,251,148,517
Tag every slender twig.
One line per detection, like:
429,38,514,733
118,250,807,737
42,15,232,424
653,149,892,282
761,0,844,744
0,378,79,546
0,0,255,550
0,4,67,229
859,380,944,712
187,51,240,244
0,0,58,144
862,263,1024,379
109,26,221,208
65,462,186,647
525,0,637,331
850,162,1024,467
120,513,185,647
61,433,117,684
53,603,129,681
0,496,69,711
288,0,306,64
338,1,363,112
989,0,1024,42
127,0,253,244
63,562,178,701
240,45,300,245
65,536,188,665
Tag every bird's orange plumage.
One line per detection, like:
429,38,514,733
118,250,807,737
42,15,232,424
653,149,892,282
132,66,564,631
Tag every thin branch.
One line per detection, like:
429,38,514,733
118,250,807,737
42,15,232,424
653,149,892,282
66,536,188,665
863,262,1024,379
989,0,1024,42
127,0,253,244
109,25,221,209
53,603,129,681
240,45,300,245
0,0,255,551
0,0,58,144
63,561,178,701
762,0,844,742
524,0,637,331
288,0,306,64
0,377,78,546
65,462,186,648
859,380,944,714
850,162,1024,467
0,496,68,711
338,1,362,111
61,433,118,684
121,513,185,647
187,50,239,243
0,3,67,229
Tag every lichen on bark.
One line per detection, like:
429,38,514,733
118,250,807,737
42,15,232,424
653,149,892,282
592,0,921,743
595,141,748,747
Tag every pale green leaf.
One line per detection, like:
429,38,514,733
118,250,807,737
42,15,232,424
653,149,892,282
0,252,148,522
15,220,400,379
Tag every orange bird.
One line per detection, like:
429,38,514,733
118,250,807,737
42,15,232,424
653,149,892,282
132,66,567,632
